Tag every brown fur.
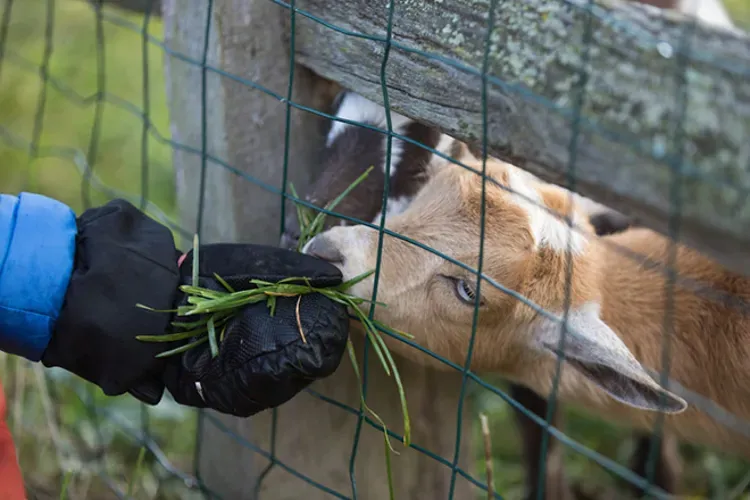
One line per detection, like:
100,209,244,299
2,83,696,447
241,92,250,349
305,155,750,477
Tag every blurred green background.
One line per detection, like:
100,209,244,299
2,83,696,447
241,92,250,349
0,1,194,498
0,0,748,498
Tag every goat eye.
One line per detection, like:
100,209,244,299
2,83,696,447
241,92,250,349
439,275,483,306
455,279,478,304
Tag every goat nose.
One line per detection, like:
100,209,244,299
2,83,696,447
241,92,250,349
304,235,344,264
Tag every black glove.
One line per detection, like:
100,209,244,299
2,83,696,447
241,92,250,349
41,199,350,417
158,243,349,416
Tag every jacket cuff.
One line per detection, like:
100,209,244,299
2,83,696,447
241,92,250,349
0,193,77,361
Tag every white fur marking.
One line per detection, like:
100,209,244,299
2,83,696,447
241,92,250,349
371,196,413,225
423,134,455,173
435,134,455,157
383,134,405,179
505,167,588,255
326,92,413,178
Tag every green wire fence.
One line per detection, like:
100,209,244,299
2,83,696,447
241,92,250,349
1,0,749,498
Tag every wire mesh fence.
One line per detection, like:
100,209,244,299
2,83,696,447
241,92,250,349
1,0,749,499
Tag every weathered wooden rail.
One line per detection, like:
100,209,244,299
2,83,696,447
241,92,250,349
161,0,749,498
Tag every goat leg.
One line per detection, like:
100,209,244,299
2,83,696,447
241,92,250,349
510,383,575,500
627,432,682,497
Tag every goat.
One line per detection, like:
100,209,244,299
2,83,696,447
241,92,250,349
285,3,742,495
282,90,687,498
301,154,750,487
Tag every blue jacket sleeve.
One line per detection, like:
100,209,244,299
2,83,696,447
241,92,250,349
0,193,77,361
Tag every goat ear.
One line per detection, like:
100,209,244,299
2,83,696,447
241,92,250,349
533,304,687,414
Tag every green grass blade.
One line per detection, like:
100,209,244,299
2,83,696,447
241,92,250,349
337,269,375,292
155,336,209,358
170,309,235,330
136,303,178,314
374,320,414,340
296,166,375,250
249,279,275,287
267,295,277,317
289,183,313,230
184,296,268,315
136,326,208,342
126,446,147,499
346,340,397,455
251,276,313,287
317,289,387,309
187,296,209,306
367,322,411,445
192,234,199,287
350,306,390,376
350,304,412,446
266,283,310,295
207,315,219,358
373,329,411,445
141,313,233,343
316,291,354,307
384,433,395,500
59,470,74,500
179,285,228,299
324,165,374,211
178,305,198,316
171,318,210,330
209,286,271,299
213,272,236,293
248,279,311,294
182,294,267,315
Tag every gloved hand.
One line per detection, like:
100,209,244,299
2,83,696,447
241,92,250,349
159,242,350,416
41,199,350,417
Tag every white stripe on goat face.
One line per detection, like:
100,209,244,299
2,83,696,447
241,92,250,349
505,166,589,255
326,92,412,179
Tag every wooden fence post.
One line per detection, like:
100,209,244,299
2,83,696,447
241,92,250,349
161,1,476,498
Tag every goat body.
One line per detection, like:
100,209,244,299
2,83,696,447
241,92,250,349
303,155,750,462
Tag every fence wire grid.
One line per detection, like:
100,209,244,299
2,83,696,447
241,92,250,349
0,0,749,499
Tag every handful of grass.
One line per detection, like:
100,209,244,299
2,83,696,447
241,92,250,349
135,166,412,476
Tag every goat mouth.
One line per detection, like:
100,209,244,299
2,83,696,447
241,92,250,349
307,250,344,265
301,235,346,265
